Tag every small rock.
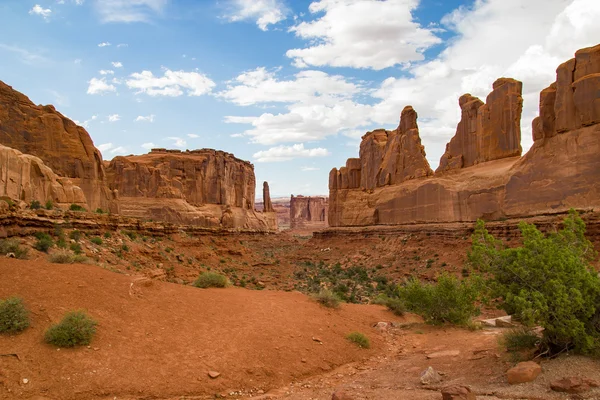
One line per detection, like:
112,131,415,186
550,377,599,393
420,366,442,385
208,371,221,379
441,385,476,400
507,361,542,384
22,378,29,384
312,337,323,343
332,390,354,400
426,350,460,359
301,358,307,363
6,252,15,258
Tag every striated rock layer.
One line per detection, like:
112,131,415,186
105,149,277,231
0,144,86,207
290,195,328,230
329,44,600,227
0,80,118,212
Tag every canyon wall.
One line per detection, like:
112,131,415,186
105,149,277,231
290,195,328,230
0,81,118,212
329,44,600,227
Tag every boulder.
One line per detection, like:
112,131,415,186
441,385,476,400
332,390,354,400
550,377,599,393
420,366,442,385
506,361,542,384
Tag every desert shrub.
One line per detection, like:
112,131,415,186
95,208,104,214
469,210,600,355
44,311,97,347
69,230,82,242
49,250,75,264
69,204,86,212
0,297,30,334
383,297,406,316
346,332,370,348
123,231,137,241
0,239,29,259
312,289,342,309
193,272,229,288
70,243,82,255
30,200,42,210
103,232,112,239
34,232,54,253
0,196,15,208
397,273,481,325
501,327,540,352
45,200,54,210
121,244,129,252
90,237,103,246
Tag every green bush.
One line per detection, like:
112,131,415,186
90,237,103,246
193,272,230,288
95,208,105,214
70,243,83,255
103,232,112,239
69,204,87,212
45,200,54,210
0,239,29,259
48,250,86,264
34,232,54,253
69,230,82,242
44,311,97,347
383,297,406,316
30,200,42,210
469,210,600,355
312,289,341,309
501,327,540,352
346,332,370,348
0,297,30,333
397,273,481,325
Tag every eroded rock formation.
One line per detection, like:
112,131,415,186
105,149,277,230
437,78,523,173
290,195,328,230
0,81,117,212
263,182,274,212
329,44,600,227
0,144,86,206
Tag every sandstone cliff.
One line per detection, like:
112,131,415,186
329,44,600,227
105,149,277,231
0,80,117,212
0,144,87,207
263,182,274,212
290,195,328,230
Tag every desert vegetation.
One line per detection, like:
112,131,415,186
44,311,97,347
0,297,30,334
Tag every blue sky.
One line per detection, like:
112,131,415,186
0,0,599,198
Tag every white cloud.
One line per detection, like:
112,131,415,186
80,115,98,129
286,0,441,70
301,166,320,171
97,143,113,152
126,69,215,97
99,69,114,75
141,142,156,150
112,61,123,68
87,77,117,95
74,58,82,64
98,42,111,47
108,114,120,122
0,44,48,65
253,144,330,162
135,114,155,122
226,0,287,31
110,146,129,155
167,137,187,148
93,0,168,23
117,43,128,48
187,134,199,138
29,5,52,19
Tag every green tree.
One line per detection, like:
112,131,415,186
469,210,600,355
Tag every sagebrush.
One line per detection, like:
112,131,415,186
0,297,30,334
193,272,229,288
44,311,97,347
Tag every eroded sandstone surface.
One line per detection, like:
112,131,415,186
290,195,328,230
329,44,600,227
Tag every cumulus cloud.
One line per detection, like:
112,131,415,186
97,143,113,152
126,68,215,97
93,0,168,23
87,77,117,95
187,134,199,138
29,5,52,19
110,146,129,155
166,137,187,148
98,42,111,47
99,69,114,75
112,61,123,68
226,0,287,31
108,114,120,122
286,0,441,70
253,144,330,162
141,142,156,150
135,114,155,122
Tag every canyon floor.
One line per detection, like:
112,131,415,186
1,217,600,400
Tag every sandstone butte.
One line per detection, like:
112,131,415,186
290,195,329,230
329,43,600,227
0,81,277,231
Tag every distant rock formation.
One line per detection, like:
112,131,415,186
263,182,274,212
0,80,118,212
0,144,87,206
105,149,277,230
329,44,600,227
290,195,328,230
437,78,523,173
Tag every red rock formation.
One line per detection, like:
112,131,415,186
329,44,600,227
289,195,328,230
437,78,523,173
105,149,276,231
0,144,86,206
263,182,274,212
0,80,117,212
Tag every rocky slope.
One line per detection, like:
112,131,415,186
105,149,277,230
0,81,118,212
329,44,600,227
290,195,328,230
